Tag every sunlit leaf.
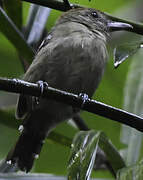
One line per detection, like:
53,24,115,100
3,0,22,30
113,41,143,68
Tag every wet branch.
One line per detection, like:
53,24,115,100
0,77,143,132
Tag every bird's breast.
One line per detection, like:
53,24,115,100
49,34,108,97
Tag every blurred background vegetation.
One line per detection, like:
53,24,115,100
0,0,143,179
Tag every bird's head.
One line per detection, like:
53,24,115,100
58,7,132,38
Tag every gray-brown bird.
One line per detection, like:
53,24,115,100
6,7,132,172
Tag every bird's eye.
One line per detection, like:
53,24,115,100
91,12,98,18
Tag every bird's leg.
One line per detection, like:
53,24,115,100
72,93,89,131
73,113,90,131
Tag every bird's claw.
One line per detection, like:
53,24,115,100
32,81,48,106
78,93,89,108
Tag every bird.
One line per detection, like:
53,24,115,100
5,7,132,172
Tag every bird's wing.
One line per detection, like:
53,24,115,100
15,45,49,119
37,33,52,52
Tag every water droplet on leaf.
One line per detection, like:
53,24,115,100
18,125,24,133
34,154,39,159
75,153,79,158
113,41,143,68
7,160,12,165
71,144,74,148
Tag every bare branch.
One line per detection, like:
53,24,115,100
21,0,79,11
21,0,143,35
0,77,143,132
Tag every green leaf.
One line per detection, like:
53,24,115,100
68,130,125,179
120,49,143,165
0,6,35,64
99,132,125,174
68,130,100,180
3,0,22,30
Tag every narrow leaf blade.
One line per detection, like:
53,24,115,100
99,133,125,174
0,7,35,63
121,49,143,165
68,130,100,180
3,0,22,30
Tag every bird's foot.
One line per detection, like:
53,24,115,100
78,93,89,108
34,80,48,105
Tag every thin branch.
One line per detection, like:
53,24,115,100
21,0,78,11
0,77,143,132
21,0,143,35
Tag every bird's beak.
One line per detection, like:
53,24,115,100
107,21,133,32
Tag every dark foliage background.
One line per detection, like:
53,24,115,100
0,0,143,179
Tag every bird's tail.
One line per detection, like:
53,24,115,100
6,126,45,173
